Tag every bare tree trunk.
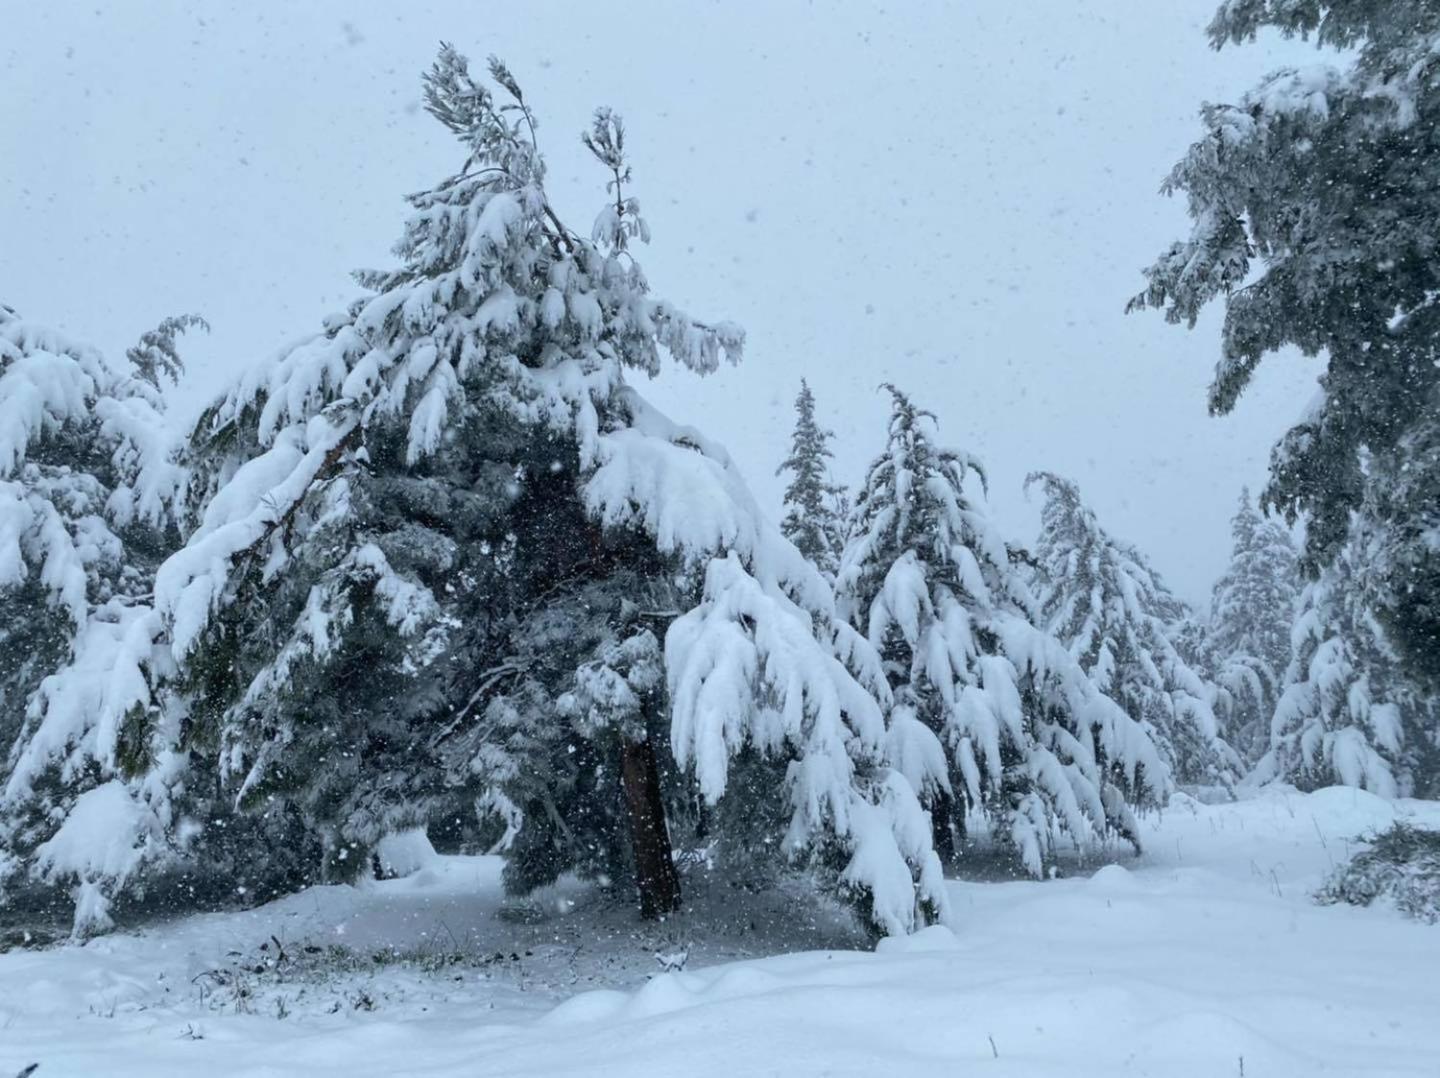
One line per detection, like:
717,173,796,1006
620,735,682,918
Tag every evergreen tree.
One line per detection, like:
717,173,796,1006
777,379,846,576
1167,612,1214,678
1129,1,1440,701
4,48,947,937
1027,472,1240,788
127,314,209,391
0,305,202,930
0,306,186,749
1207,488,1300,763
1355,403,1440,695
1258,539,1440,798
837,387,1163,878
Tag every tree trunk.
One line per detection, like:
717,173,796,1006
620,735,682,918
931,789,957,864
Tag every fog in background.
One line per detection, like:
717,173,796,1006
1,0,1324,604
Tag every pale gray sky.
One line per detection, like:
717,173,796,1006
1,1,1323,604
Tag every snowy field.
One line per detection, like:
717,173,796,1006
3,786,1438,1077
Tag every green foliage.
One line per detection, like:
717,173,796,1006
1356,410,1440,695
0,584,72,775
776,380,847,577
126,313,208,389
1130,1,1440,704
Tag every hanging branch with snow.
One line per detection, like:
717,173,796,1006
0,307,200,934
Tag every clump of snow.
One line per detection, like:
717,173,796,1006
873,923,960,955
31,781,165,936
34,782,147,882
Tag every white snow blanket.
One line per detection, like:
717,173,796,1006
2,786,1437,1076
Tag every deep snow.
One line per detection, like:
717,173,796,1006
3,786,1438,1077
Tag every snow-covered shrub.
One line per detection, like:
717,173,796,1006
1317,823,1440,924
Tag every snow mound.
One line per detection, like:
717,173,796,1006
374,829,438,879
1086,863,1139,892
1301,783,1400,831
873,924,961,955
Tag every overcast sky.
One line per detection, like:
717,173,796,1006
1,1,1326,604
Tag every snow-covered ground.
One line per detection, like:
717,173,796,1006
4,786,1438,1077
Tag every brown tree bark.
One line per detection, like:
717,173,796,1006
620,734,682,919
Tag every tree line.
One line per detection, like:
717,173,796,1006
2,2,1436,937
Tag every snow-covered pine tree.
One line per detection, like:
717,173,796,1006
0,308,177,751
0,305,199,930
6,48,946,937
431,485,695,918
127,314,209,392
1356,397,1440,699
1129,1,1440,702
1026,472,1240,789
1167,612,1214,678
777,379,847,576
1207,488,1300,763
837,387,1163,878
1258,538,1440,798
